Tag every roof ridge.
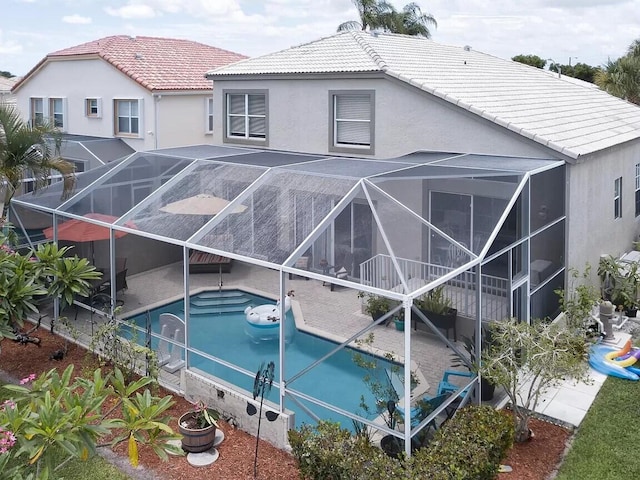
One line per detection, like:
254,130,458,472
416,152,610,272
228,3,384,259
350,31,388,71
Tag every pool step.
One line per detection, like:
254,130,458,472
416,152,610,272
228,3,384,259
196,291,246,299
182,305,248,315
191,297,251,307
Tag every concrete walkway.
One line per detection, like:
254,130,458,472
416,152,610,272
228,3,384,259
513,330,634,428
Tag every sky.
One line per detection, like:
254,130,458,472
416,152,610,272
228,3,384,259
1,0,640,76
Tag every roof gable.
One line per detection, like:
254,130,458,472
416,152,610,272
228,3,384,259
208,31,640,159
15,35,247,92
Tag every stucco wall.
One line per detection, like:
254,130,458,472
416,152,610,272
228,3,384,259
155,93,213,149
14,59,213,151
211,77,549,159
567,141,640,277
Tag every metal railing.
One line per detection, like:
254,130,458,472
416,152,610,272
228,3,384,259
360,254,509,322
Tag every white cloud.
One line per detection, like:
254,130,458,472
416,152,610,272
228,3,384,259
0,30,23,55
104,4,157,19
62,14,92,24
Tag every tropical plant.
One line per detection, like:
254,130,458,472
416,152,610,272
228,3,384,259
595,37,640,105
414,285,452,315
358,291,396,319
337,0,436,38
479,319,590,442
0,365,182,479
182,400,219,429
0,228,101,346
555,264,600,331
0,102,76,218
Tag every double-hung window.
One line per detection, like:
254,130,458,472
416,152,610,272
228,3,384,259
49,98,64,128
330,90,375,155
206,97,214,133
115,99,140,136
30,98,44,126
635,163,640,217
614,176,622,219
224,91,267,144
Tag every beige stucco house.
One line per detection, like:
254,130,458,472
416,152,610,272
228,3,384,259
12,35,247,153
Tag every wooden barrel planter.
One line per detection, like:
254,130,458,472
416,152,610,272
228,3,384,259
178,411,217,453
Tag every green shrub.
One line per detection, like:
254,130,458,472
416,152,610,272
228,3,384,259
288,421,405,480
288,406,514,480
408,405,514,479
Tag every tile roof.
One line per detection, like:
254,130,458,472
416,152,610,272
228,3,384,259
16,36,247,92
207,31,640,159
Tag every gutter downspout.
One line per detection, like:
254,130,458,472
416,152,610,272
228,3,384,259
153,93,161,149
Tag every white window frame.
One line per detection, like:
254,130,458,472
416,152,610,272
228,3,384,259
85,98,102,118
114,99,142,137
49,97,65,129
329,90,375,155
30,97,44,126
206,97,214,133
223,90,268,146
614,176,622,219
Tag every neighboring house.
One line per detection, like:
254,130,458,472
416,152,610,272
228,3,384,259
0,76,19,106
12,35,247,150
206,31,640,286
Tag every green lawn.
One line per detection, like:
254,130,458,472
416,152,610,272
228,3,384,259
555,375,640,479
0,384,131,480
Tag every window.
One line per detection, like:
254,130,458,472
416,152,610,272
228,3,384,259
115,99,140,136
635,163,640,217
329,90,375,154
49,98,64,128
224,91,267,144
30,98,44,126
85,98,101,118
206,97,214,133
614,176,622,219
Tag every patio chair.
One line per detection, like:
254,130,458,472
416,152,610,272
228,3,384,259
396,392,452,429
437,369,474,396
446,242,469,268
325,251,353,291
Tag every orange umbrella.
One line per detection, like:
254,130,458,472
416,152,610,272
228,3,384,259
43,213,136,264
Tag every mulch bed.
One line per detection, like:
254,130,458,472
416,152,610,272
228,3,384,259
0,325,573,479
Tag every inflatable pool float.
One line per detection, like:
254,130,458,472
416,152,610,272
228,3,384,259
244,290,293,328
589,341,640,381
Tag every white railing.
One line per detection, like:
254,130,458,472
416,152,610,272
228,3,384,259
360,254,509,322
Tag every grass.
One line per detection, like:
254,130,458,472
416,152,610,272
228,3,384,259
555,375,640,479
0,383,131,480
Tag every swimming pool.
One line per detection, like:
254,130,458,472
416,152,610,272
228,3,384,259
125,289,399,429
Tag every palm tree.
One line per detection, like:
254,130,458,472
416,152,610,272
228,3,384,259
389,2,437,38
337,0,436,38
0,103,75,218
337,0,395,32
595,55,640,105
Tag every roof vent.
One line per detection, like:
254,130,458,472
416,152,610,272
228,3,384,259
463,45,472,51
129,36,136,41
135,53,143,60
370,29,383,37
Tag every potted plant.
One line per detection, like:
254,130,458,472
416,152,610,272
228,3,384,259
611,262,640,317
393,314,405,331
358,292,394,321
414,285,458,341
178,401,220,453
453,326,496,401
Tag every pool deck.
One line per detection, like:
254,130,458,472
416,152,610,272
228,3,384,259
60,261,460,399
45,259,614,430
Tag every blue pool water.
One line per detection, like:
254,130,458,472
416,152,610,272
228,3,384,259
125,289,398,430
